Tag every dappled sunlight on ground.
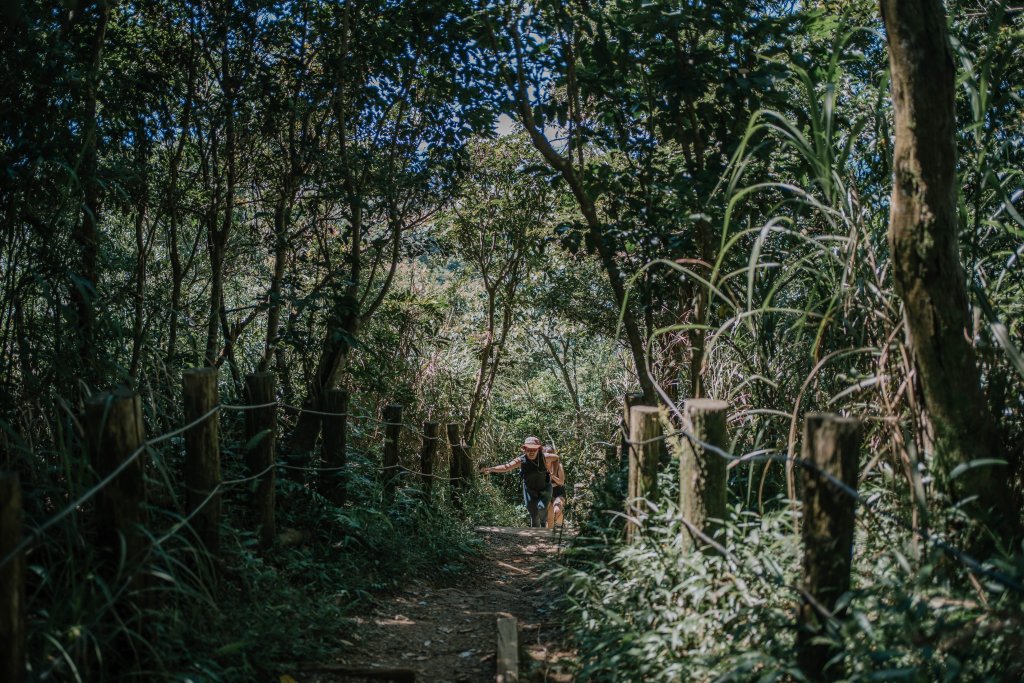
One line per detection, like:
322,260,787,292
289,526,575,682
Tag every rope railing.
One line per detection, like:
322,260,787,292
0,397,460,571
0,404,223,571
5,388,1020,599
620,420,1024,595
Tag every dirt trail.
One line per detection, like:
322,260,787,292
296,526,575,683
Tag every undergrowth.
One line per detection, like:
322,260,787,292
25,433,484,681
554,465,1024,682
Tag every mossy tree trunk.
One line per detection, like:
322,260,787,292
881,0,1016,530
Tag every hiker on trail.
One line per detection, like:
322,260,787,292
479,435,551,527
545,447,566,528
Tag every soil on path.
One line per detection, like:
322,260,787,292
296,526,575,683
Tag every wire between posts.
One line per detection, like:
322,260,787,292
623,424,1024,594
0,404,222,571
219,401,279,411
274,402,373,421
0,397,444,571
672,509,840,624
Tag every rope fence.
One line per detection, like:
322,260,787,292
618,413,1024,595
2,374,1020,683
0,395,460,572
6,389,1013,595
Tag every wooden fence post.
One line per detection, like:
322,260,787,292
459,437,474,489
420,422,439,494
0,473,24,683
626,405,661,542
620,392,646,467
183,368,221,557
85,389,148,570
245,372,276,548
797,413,861,682
383,404,402,498
322,389,349,506
446,423,464,509
496,616,519,683
679,398,729,553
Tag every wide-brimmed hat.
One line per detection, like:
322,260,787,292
522,436,542,448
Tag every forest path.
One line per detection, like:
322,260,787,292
294,526,575,683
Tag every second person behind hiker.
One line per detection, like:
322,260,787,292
479,435,550,527
545,446,565,528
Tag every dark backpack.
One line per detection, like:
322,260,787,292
520,452,549,492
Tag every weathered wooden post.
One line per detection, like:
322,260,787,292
85,389,148,570
420,422,439,494
183,368,221,557
797,413,861,682
620,392,646,467
322,389,349,506
244,372,276,548
383,404,402,498
0,473,25,683
459,438,474,489
446,423,464,509
626,405,662,542
496,616,519,683
679,398,729,553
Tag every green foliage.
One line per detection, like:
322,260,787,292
4,0,1024,680
557,491,1024,682
21,409,481,681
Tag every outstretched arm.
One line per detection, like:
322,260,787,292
480,456,523,474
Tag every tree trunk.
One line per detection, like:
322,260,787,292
465,283,516,447
291,290,359,452
164,54,196,364
541,334,582,416
206,35,236,367
261,191,292,371
504,19,656,404
291,91,365,452
129,119,150,379
70,1,111,382
881,0,1015,529
205,221,226,367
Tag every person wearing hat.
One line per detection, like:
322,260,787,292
545,446,566,528
479,436,551,527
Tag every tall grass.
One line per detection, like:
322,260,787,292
14,390,483,681
558,17,1024,682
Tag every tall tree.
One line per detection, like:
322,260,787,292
444,136,550,447
288,0,492,451
880,0,1015,529
479,0,797,404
